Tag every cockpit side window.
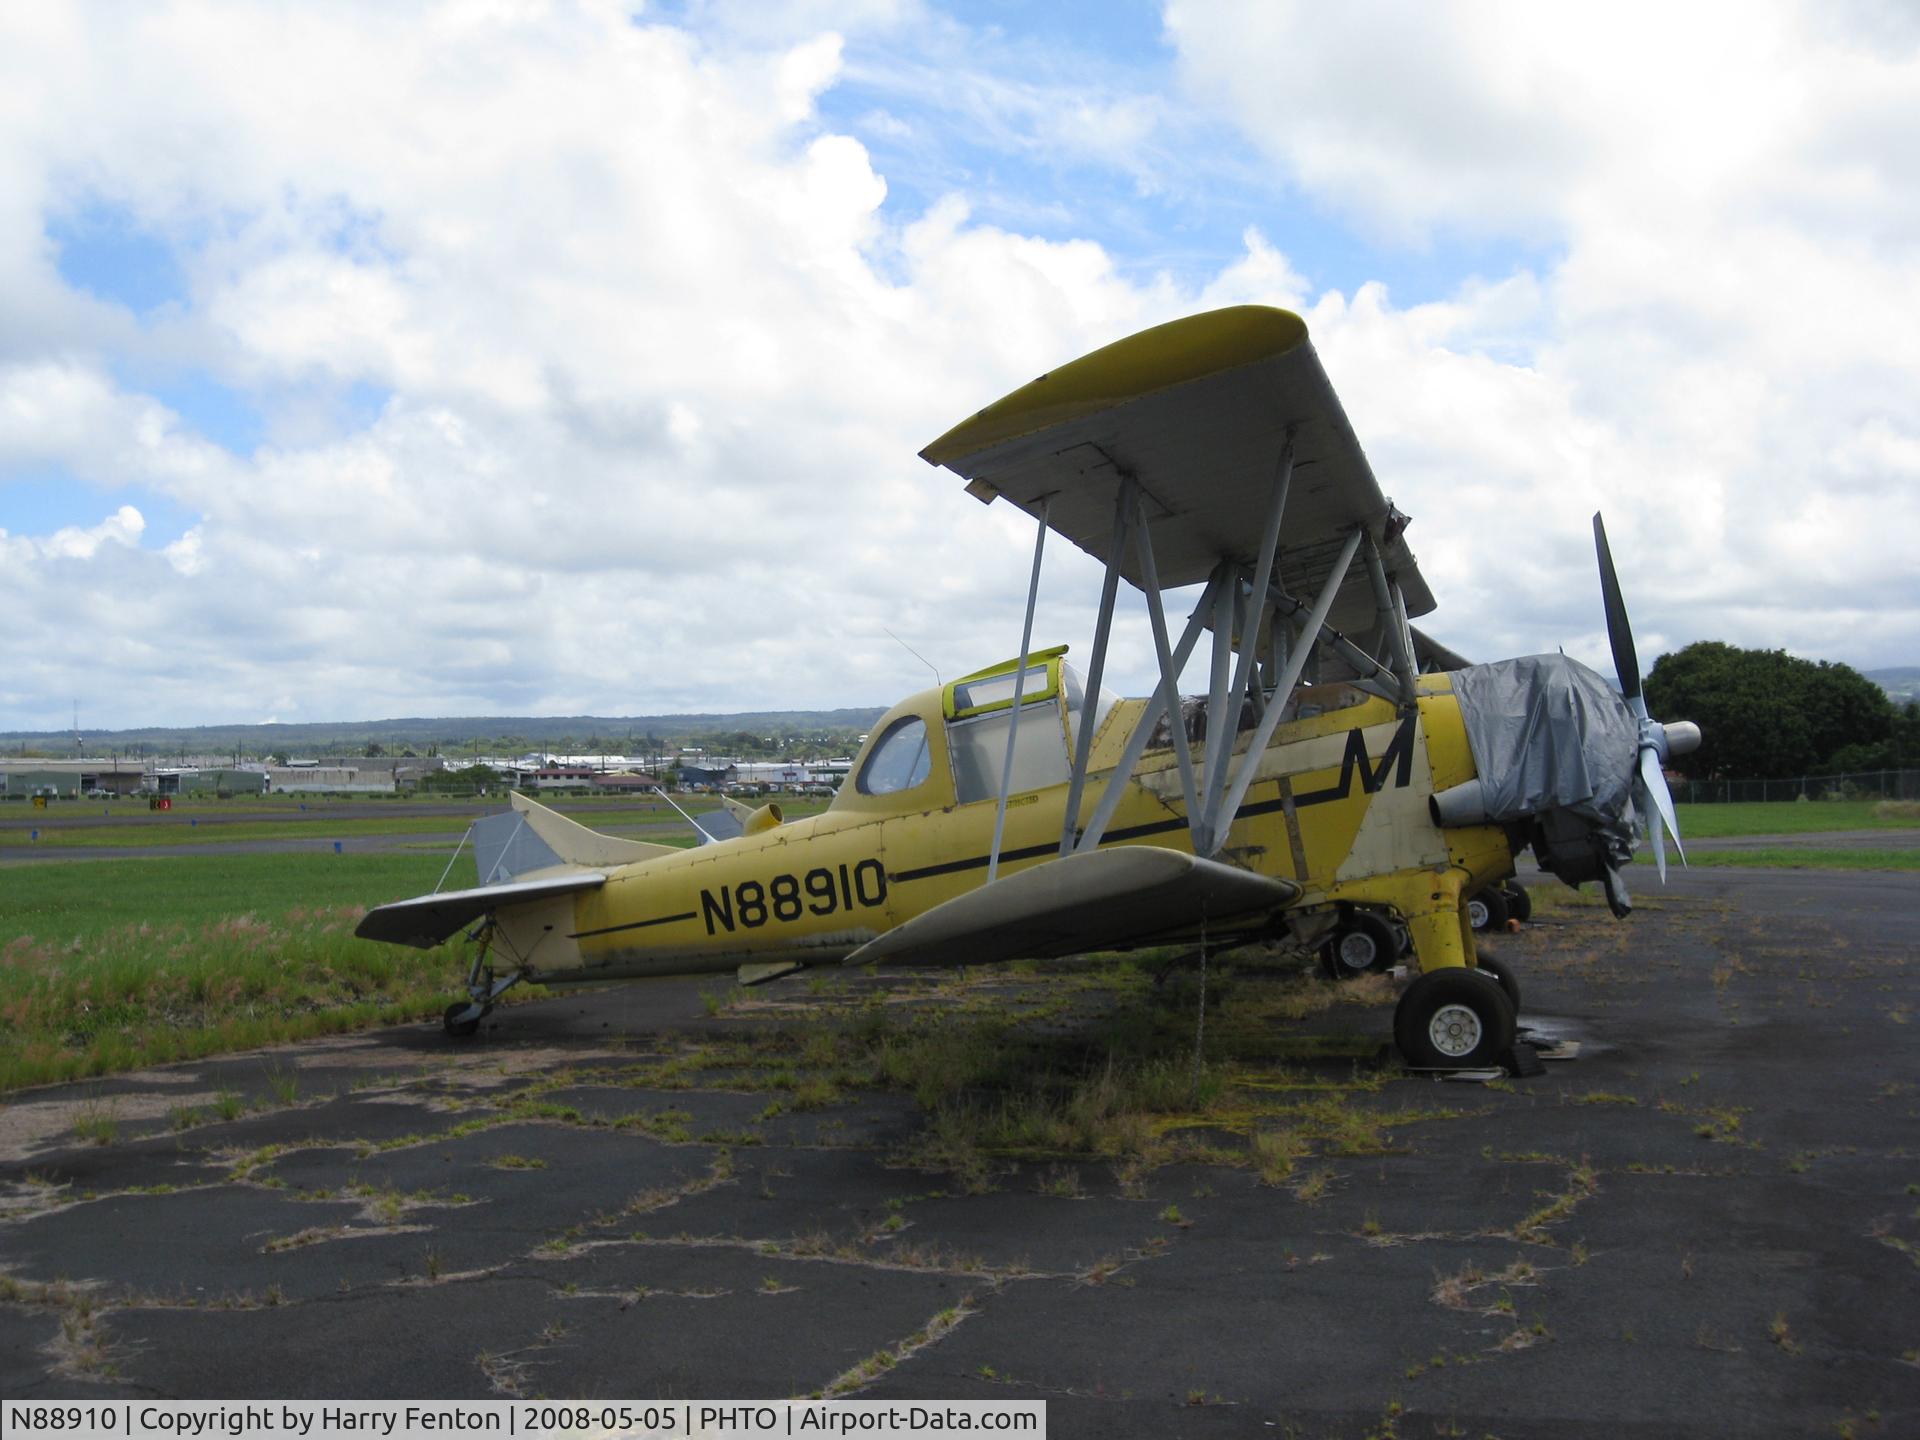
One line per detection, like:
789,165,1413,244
948,699,1068,805
856,716,933,796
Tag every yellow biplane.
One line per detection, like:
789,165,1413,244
359,306,1698,1069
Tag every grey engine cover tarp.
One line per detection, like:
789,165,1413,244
1447,655,1636,829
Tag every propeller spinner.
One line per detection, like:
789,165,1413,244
1592,514,1700,881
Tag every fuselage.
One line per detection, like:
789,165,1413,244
495,660,1514,986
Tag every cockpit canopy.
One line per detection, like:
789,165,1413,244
842,647,1115,812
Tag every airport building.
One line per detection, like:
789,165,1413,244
0,758,148,799
0,754,455,799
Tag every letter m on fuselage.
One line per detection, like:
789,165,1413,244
1294,716,1417,807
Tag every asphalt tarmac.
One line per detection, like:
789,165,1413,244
3,866,1917,1437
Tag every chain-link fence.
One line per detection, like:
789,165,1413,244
1673,769,1920,804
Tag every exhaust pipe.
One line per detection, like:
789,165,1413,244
1428,779,1489,829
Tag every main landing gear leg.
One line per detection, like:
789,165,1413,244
443,921,525,1039
1387,870,1517,1070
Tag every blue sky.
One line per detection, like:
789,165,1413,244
11,1,1547,551
2,1,1915,729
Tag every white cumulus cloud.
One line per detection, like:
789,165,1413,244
0,1,1913,733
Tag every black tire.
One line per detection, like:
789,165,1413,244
443,1002,482,1039
1466,886,1510,932
1502,883,1532,924
1319,910,1398,980
1474,951,1521,1013
1394,968,1516,1068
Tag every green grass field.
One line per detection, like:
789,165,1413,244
1669,799,1917,838
1,791,825,850
1633,800,1920,869
3,815,479,848
0,791,828,1093
4,851,470,939
0,852,482,1093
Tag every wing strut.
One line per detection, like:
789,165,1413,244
1060,475,1136,855
1074,567,1225,853
1206,526,1366,852
987,496,1052,883
1228,431,1295,726
1362,534,1419,706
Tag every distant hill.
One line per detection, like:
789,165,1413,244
1866,668,1920,703
0,708,889,760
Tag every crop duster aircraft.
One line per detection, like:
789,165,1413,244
358,306,1699,1070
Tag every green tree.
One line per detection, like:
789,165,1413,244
420,763,499,794
1644,642,1894,779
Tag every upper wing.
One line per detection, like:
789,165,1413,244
355,872,605,949
920,306,1432,634
842,846,1298,970
1313,623,1471,684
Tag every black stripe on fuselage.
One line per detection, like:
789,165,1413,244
570,910,696,940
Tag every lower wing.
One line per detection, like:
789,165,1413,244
844,847,1297,969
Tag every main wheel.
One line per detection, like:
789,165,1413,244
1501,883,1533,924
1394,968,1516,1069
443,1002,482,1039
1319,910,1398,980
1466,886,1510,932
1473,952,1522,1013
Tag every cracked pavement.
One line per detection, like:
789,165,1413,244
3,866,1918,1438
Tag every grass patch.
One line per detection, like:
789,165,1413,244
0,852,480,1092
875,959,1435,1190
1670,800,1918,838
1644,848,1920,871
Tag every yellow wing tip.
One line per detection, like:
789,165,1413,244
921,305,1309,470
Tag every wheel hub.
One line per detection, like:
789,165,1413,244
1428,1002,1483,1058
1336,931,1378,972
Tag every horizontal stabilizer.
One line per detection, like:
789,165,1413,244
844,847,1297,970
355,872,606,949
476,791,681,884
694,809,743,843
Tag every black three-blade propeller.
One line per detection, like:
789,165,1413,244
1594,514,1696,881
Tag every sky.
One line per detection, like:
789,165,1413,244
3,0,1918,732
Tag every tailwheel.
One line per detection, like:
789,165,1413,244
1319,909,1397,981
1395,967,1516,1069
441,919,522,1041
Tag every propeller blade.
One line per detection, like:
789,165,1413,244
1639,775,1666,883
1639,745,1686,879
1593,513,1643,709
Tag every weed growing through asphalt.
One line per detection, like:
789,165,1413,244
70,1101,118,1146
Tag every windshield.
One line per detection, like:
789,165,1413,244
856,717,932,796
1061,662,1119,749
